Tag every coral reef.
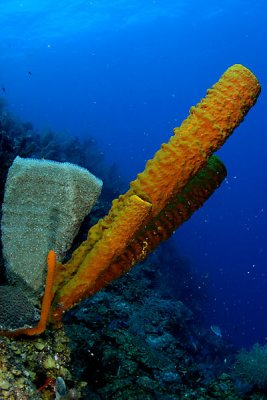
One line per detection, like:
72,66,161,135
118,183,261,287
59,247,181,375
0,64,261,334
0,329,73,399
0,64,264,399
1,254,266,399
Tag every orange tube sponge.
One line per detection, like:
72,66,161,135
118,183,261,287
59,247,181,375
50,64,260,325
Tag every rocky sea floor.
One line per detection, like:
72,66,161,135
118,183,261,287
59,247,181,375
1,101,267,399
1,259,267,399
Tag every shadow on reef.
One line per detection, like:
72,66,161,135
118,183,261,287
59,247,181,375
1,99,267,399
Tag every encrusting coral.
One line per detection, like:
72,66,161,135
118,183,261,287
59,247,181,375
0,64,261,334
48,64,261,325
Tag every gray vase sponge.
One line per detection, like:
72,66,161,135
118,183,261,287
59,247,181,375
1,156,103,296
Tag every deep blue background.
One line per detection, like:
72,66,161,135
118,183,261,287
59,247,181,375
0,0,266,347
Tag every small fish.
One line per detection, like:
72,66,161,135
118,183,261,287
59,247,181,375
2,87,6,93
210,325,222,337
189,335,198,351
28,71,32,76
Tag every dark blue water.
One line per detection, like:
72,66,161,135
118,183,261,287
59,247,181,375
0,0,266,348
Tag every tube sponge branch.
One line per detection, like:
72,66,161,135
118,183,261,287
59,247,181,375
49,64,261,325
